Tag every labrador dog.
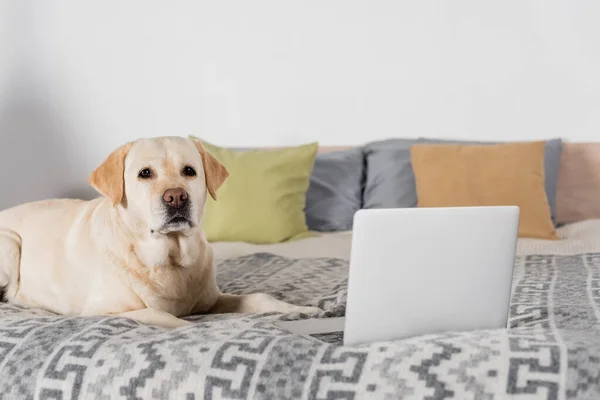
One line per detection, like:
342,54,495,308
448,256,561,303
0,136,320,328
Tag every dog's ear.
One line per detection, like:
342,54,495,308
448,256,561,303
192,139,229,200
88,143,132,206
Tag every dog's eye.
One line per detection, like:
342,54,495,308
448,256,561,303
183,166,196,177
138,168,153,179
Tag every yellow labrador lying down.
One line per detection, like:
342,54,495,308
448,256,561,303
0,136,320,328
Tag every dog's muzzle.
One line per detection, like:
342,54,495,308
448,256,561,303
161,188,192,228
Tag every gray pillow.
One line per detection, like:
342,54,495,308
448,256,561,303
416,137,563,221
363,138,419,209
305,148,365,231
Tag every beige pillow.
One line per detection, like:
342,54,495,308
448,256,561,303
556,143,600,223
411,141,558,240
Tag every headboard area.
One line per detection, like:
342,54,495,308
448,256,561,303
1,2,600,209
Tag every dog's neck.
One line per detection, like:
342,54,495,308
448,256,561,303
105,202,208,270
136,231,205,269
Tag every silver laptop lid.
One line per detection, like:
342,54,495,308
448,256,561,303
343,206,519,346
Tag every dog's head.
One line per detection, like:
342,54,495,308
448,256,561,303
88,137,228,236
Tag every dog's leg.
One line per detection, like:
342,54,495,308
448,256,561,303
209,293,322,315
0,229,21,301
116,308,193,329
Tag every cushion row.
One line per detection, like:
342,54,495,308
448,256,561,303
193,136,600,243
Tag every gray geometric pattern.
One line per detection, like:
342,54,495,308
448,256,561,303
0,252,600,398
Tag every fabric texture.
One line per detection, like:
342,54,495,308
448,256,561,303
1,251,600,398
417,137,563,221
556,142,600,223
411,141,558,239
305,148,365,232
362,138,418,209
197,139,318,244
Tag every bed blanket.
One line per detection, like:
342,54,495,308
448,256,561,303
1,252,600,399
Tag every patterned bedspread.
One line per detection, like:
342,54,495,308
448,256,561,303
1,252,600,399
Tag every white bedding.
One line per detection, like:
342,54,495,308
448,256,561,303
212,219,600,261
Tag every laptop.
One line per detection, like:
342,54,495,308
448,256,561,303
275,206,519,345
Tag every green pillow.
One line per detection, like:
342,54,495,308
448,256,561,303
194,138,319,244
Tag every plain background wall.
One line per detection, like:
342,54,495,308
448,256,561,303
1,0,600,209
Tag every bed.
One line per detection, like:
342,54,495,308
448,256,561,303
1,220,600,399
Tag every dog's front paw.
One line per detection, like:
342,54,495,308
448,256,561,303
167,319,195,329
294,306,323,315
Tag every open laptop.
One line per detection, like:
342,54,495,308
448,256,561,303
274,206,519,345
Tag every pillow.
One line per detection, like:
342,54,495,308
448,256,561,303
556,143,600,223
417,137,563,221
410,141,558,240
305,148,365,231
229,146,365,232
196,139,319,244
363,138,419,209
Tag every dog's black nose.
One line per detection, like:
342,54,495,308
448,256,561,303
162,188,188,208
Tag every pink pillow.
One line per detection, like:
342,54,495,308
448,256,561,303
556,143,600,223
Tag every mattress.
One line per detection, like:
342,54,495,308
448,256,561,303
212,218,600,261
2,220,600,398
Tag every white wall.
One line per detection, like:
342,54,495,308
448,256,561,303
1,1,600,209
